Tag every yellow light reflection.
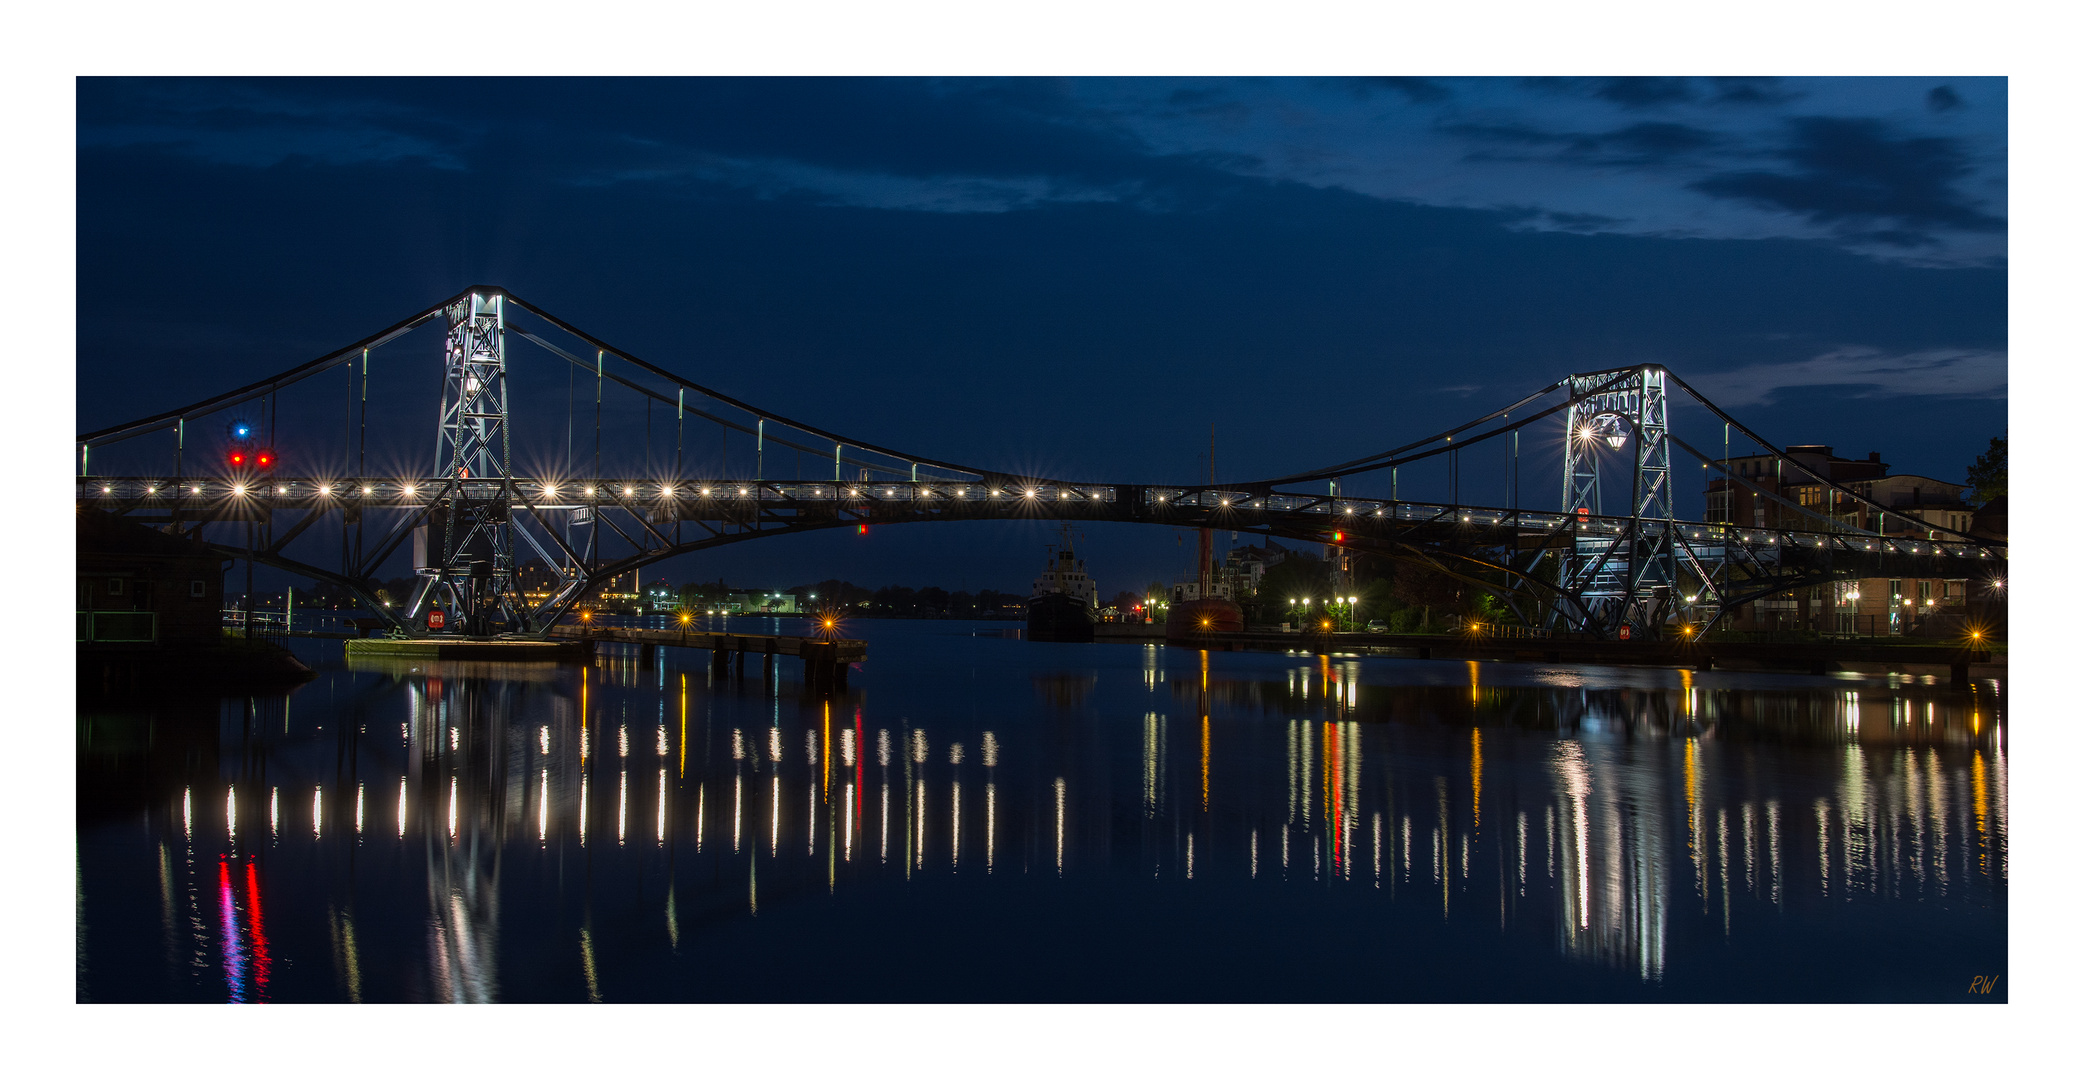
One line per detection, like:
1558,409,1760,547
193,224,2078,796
1471,728,1483,833
1201,714,1211,812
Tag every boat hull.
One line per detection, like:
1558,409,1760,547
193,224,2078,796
1164,598,1244,643
1026,593,1096,643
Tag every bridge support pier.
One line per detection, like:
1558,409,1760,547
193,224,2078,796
638,643,657,669
734,650,746,677
801,642,848,692
1951,661,1970,690
709,646,729,679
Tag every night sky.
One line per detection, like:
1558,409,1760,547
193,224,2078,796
74,77,2007,595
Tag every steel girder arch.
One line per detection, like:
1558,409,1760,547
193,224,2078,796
198,541,408,636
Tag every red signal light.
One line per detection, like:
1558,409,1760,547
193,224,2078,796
255,450,275,470
228,450,247,467
1333,531,1344,543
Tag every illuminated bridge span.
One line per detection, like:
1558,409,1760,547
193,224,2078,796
76,287,2004,641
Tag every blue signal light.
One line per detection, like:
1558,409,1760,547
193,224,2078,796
235,425,250,438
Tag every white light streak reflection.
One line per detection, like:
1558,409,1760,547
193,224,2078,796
808,785,816,855
313,786,324,841
658,770,668,844
1054,777,1067,874
540,726,550,755
769,727,783,761
732,776,743,852
841,727,856,766
1516,811,1527,895
985,782,996,871
916,780,927,869
1251,830,1258,878
539,770,548,841
620,725,630,758
880,782,890,863
878,729,891,766
951,781,961,868
446,778,457,839
732,729,745,760
183,787,192,839
982,731,998,767
806,729,818,765
1187,833,1195,879
657,725,668,757
355,783,365,836
845,783,855,862
771,776,781,856
398,779,407,838
1376,813,1385,887
227,786,237,841
269,787,278,840
580,777,589,846
617,771,628,844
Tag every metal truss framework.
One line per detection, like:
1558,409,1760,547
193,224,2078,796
75,288,2007,642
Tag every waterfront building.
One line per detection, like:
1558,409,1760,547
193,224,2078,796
1703,444,1986,637
77,509,230,645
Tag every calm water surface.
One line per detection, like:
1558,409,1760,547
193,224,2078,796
76,618,2007,1002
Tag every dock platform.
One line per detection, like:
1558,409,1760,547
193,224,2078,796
343,637,592,661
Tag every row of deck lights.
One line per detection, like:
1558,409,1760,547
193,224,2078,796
76,482,2005,562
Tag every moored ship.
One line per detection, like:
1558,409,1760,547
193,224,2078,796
1027,525,1098,642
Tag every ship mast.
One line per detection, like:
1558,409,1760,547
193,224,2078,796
1199,424,1214,596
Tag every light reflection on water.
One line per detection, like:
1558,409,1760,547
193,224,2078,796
76,621,2006,1002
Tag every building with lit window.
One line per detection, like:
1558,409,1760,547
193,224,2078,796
1704,444,1980,636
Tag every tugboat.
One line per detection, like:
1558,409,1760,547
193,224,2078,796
1027,524,1098,643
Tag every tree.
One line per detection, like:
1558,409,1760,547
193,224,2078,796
1965,435,2006,505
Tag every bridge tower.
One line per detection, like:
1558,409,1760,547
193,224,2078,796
411,290,528,634
1557,366,1684,637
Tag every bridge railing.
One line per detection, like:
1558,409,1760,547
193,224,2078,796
79,475,2005,566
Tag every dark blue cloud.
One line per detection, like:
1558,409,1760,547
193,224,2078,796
1690,116,2003,240
1928,84,1964,111
1443,118,1721,167
1348,77,1452,103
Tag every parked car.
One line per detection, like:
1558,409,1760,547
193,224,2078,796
1365,620,1388,633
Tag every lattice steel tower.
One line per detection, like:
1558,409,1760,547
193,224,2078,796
415,290,526,634
1557,366,1682,636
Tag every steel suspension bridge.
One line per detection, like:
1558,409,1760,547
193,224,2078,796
76,287,2004,641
